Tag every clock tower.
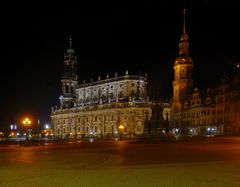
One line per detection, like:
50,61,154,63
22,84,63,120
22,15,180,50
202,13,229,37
171,9,194,130
172,9,194,111
59,36,78,109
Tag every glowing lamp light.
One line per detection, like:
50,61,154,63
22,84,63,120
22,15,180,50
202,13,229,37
22,118,31,126
119,125,124,130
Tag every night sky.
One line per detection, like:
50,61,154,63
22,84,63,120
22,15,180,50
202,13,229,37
1,1,240,130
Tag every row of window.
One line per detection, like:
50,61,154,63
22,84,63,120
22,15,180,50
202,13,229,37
57,115,116,124
182,116,230,126
78,82,143,95
182,107,231,119
57,123,143,135
57,125,113,135
190,94,232,105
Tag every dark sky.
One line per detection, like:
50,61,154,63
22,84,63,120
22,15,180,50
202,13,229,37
1,1,240,130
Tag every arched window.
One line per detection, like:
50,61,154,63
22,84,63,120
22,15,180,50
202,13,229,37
111,126,114,133
137,121,142,132
111,114,114,121
65,85,68,93
180,67,185,78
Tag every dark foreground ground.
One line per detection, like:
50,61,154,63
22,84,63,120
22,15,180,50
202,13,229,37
0,136,240,187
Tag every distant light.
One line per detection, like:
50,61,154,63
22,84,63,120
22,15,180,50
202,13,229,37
10,125,13,130
45,124,49,129
22,118,31,125
190,129,193,132
207,127,211,132
175,128,179,133
16,133,20,136
90,131,93,135
211,128,215,132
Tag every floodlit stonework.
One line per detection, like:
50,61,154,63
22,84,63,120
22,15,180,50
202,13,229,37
51,72,152,139
51,10,240,139
50,37,164,139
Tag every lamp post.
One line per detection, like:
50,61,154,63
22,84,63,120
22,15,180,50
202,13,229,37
22,118,32,142
118,124,124,140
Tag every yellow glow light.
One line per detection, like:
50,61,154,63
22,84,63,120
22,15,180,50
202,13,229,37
22,118,32,126
119,125,124,129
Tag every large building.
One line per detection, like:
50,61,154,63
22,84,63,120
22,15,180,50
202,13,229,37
51,37,156,139
170,10,240,136
51,10,239,139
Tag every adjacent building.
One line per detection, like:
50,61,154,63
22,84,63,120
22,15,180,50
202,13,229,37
170,10,240,136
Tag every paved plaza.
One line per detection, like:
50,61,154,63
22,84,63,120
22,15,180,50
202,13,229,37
0,137,240,187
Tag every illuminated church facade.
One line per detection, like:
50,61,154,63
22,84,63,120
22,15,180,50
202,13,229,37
50,37,163,139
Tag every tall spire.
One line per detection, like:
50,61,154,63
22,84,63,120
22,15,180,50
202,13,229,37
60,35,78,109
172,9,194,107
183,9,186,34
179,9,189,55
67,35,74,54
69,35,73,49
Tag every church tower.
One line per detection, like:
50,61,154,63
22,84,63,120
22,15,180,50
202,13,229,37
172,9,194,111
59,36,78,109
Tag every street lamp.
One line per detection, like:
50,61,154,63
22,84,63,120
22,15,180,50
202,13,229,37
118,124,124,140
22,118,32,141
45,124,49,129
